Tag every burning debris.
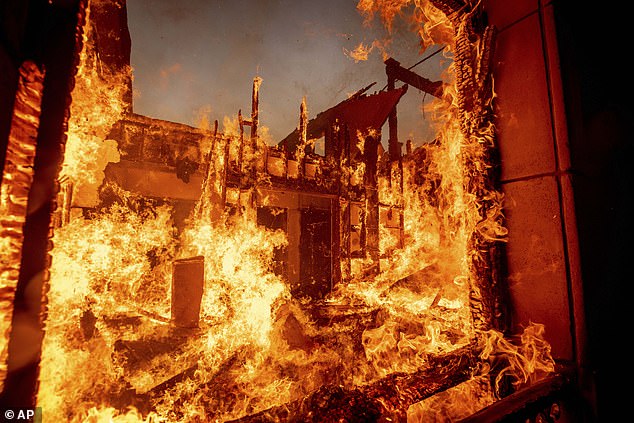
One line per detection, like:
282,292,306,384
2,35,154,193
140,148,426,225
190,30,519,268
0,0,560,422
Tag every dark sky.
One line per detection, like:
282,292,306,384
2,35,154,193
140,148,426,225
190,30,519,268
127,0,448,144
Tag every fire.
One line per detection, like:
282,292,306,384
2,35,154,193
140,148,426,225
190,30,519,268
344,42,373,62
37,188,177,420
479,323,556,395
60,2,127,208
179,214,288,341
31,0,556,421
81,407,161,423
357,0,412,33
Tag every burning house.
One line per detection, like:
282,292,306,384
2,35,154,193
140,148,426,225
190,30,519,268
1,0,629,421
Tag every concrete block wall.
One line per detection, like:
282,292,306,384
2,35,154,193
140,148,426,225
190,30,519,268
485,0,585,366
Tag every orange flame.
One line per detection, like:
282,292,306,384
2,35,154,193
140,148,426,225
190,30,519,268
344,42,373,62
357,0,412,33
61,3,128,207
35,0,555,420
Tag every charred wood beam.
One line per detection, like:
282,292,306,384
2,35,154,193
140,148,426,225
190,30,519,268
385,58,443,99
453,18,477,124
348,81,376,101
476,26,496,108
339,125,352,282
331,196,342,287
250,77,261,180
221,135,231,210
229,347,475,422
339,202,351,282
200,119,218,187
297,98,308,180
195,119,218,219
363,134,380,274
196,121,228,222
113,345,255,419
422,0,507,334
363,348,474,420
429,0,466,19
238,109,246,185
330,125,342,286
386,66,399,163
459,373,569,423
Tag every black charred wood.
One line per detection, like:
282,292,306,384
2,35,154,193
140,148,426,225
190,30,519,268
174,156,199,183
230,347,474,423
385,58,443,99
459,374,569,423
429,0,466,18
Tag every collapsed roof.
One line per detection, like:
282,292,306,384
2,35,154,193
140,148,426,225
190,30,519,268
278,86,408,152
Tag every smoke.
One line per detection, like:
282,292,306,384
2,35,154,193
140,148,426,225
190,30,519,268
128,0,444,143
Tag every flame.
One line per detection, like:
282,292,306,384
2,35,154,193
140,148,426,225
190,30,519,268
179,215,288,337
406,323,555,421
407,376,496,421
38,187,177,420
79,407,163,423
344,42,373,62
357,0,412,33
34,0,556,420
343,39,393,62
479,323,556,395
60,2,127,207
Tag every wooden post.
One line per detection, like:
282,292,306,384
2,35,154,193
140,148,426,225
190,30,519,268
386,60,404,251
386,59,400,165
236,109,246,209
218,127,231,221
339,124,351,282
297,98,308,180
238,109,245,176
250,77,261,181
283,129,289,180
196,119,220,221
330,125,342,287
363,133,380,274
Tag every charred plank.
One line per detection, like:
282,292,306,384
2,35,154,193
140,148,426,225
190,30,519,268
230,347,474,422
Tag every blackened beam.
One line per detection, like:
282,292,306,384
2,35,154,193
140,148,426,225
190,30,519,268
459,373,569,423
229,346,475,422
250,77,261,182
385,58,444,99
349,81,377,101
